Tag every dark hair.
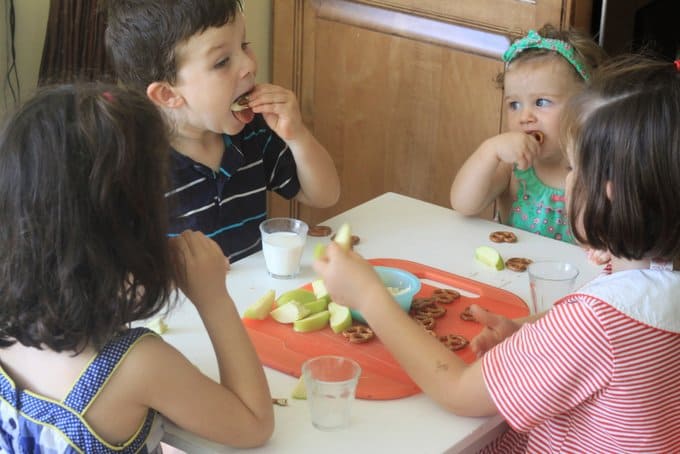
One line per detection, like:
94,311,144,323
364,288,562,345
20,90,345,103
496,24,606,88
0,83,175,352
105,0,243,91
563,55,680,263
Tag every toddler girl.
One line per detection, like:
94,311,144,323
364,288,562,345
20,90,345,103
450,24,605,243
0,84,273,452
316,54,680,452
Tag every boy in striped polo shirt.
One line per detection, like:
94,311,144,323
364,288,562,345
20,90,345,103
106,0,340,262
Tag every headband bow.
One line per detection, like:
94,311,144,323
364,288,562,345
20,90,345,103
503,30,589,81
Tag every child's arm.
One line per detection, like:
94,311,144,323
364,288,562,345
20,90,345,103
450,132,540,216
247,84,340,208
469,305,544,358
314,244,497,417
135,231,274,447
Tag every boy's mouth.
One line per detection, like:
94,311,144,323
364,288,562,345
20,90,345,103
231,92,254,124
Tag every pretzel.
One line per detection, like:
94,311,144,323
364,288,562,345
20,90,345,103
412,313,436,330
415,304,447,319
342,325,375,343
460,306,476,322
331,233,361,247
489,231,518,243
431,288,461,304
308,225,332,237
411,297,435,311
528,131,544,144
505,257,533,272
439,334,469,351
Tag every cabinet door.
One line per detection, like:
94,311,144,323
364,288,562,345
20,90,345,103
270,0,570,224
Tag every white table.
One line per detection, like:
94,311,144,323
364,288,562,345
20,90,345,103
160,192,600,453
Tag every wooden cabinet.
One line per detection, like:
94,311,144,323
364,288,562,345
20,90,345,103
270,0,590,224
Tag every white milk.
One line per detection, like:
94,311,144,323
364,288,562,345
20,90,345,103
262,231,305,278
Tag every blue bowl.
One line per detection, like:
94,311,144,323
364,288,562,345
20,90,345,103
350,266,422,323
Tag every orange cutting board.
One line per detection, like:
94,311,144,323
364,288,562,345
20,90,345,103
243,258,528,400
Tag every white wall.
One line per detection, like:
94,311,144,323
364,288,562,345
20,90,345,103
0,0,272,118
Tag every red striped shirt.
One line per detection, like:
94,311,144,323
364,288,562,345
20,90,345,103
482,272,680,453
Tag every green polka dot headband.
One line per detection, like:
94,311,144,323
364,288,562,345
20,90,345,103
503,30,589,81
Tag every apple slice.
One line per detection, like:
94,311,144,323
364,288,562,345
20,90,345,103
333,223,352,251
312,279,329,299
293,310,330,333
328,302,353,334
313,243,326,259
475,246,505,271
270,301,311,323
291,375,307,399
145,317,168,335
243,289,276,320
303,297,329,314
276,288,316,307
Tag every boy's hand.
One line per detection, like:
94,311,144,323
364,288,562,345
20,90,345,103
488,131,541,170
313,243,388,313
246,84,306,141
171,230,229,309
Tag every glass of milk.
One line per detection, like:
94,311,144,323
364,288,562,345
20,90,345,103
259,217,309,279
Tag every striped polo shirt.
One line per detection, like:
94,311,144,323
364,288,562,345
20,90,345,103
166,115,300,262
482,269,680,453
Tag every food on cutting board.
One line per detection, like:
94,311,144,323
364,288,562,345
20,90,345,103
276,288,317,306
243,289,276,320
270,301,311,323
328,302,353,334
293,310,330,332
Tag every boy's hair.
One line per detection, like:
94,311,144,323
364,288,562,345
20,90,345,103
105,0,243,91
563,55,680,263
0,84,175,352
496,24,606,88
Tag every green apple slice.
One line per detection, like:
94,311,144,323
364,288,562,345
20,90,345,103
270,301,311,323
334,223,352,251
311,279,329,299
313,243,326,259
293,310,330,332
303,298,329,314
276,288,316,307
328,302,353,334
145,317,168,335
291,375,307,399
243,289,276,320
475,246,505,271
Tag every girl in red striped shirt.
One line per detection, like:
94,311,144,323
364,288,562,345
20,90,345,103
315,54,680,453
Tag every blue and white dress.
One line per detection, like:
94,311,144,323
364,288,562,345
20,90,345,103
0,327,164,453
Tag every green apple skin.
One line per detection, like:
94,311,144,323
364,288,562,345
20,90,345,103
333,223,352,250
291,375,307,399
243,289,276,320
270,301,311,323
328,302,353,334
303,298,329,314
474,246,505,271
293,310,330,332
276,288,317,307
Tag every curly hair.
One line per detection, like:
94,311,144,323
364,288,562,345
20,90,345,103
496,24,607,88
105,0,243,91
0,83,176,352
563,55,680,264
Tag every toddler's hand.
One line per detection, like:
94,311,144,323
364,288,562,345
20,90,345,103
313,243,387,313
171,230,229,309
469,305,522,357
246,83,306,141
489,132,541,170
